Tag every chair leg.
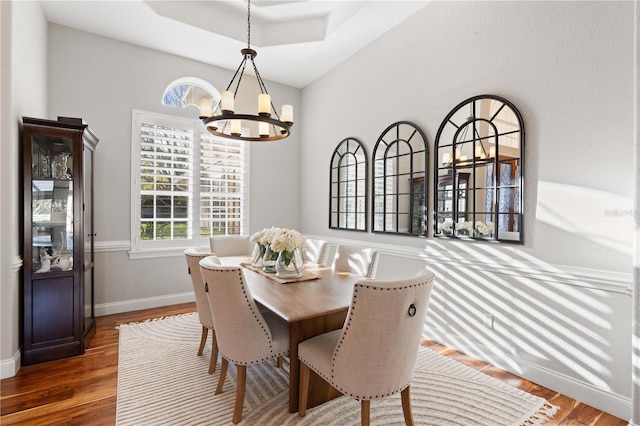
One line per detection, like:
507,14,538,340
361,399,370,426
216,358,228,395
298,362,310,417
198,326,208,356
401,386,414,426
208,330,218,374
232,364,247,424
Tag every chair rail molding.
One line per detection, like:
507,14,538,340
308,235,631,294
95,240,131,252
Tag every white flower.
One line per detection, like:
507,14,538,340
475,221,494,237
251,226,282,247
457,220,473,235
437,220,452,234
270,228,306,253
251,227,306,253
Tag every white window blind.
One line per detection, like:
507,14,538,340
131,110,247,257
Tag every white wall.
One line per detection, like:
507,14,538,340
301,1,634,419
44,25,301,312
0,1,48,379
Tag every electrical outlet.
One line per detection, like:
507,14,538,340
482,313,494,329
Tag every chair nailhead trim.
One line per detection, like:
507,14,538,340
322,276,433,399
200,265,282,361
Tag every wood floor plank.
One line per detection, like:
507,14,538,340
1,303,627,425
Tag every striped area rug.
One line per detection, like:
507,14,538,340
116,313,557,425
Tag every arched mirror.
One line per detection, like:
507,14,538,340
329,137,367,231
434,95,524,243
372,121,428,236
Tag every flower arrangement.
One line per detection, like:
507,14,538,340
456,220,473,236
250,227,280,267
270,228,306,253
250,227,307,269
437,220,453,235
475,221,494,238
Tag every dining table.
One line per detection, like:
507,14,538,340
218,256,364,413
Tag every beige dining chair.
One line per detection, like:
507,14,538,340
184,248,220,374
298,269,435,426
199,257,290,424
332,244,376,277
209,235,252,257
304,238,327,264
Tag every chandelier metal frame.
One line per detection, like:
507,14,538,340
201,0,293,142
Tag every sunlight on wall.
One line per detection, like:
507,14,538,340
537,181,633,255
414,237,629,398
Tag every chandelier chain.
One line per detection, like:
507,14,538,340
247,0,251,49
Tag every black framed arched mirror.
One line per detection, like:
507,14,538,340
329,137,368,231
372,121,428,236
434,95,524,243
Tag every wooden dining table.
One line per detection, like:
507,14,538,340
218,256,364,413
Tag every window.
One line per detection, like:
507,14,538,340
434,95,524,243
161,77,221,113
130,110,248,257
329,137,367,231
372,121,428,236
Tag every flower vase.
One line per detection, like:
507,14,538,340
276,247,304,279
262,245,278,273
251,243,265,268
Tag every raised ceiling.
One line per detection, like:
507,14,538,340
40,0,429,89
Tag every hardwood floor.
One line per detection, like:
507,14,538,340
1,303,629,425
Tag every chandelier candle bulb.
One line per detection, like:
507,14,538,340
198,98,213,118
220,91,235,113
489,146,496,158
258,94,271,116
281,104,293,123
231,120,242,136
259,121,269,138
475,146,485,159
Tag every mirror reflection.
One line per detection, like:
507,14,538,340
372,121,428,236
329,137,367,231
434,95,524,243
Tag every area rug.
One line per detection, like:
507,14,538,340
116,313,557,425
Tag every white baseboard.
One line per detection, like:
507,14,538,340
94,292,195,317
1,349,21,380
425,328,632,421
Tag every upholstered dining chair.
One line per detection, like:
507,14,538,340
209,235,252,257
184,248,219,374
298,269,435,426
198,257,290,424
304,238,328,264
332,244,376,277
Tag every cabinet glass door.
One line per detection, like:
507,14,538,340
31,135,74,273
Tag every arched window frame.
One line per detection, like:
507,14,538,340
371,121,428,236
433,94,525,243
329,137,368,231
161,77,221,112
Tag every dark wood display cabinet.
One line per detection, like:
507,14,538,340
21,117,99,365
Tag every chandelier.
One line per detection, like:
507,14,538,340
441,116,496,166
199,0,293,142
